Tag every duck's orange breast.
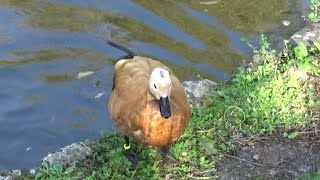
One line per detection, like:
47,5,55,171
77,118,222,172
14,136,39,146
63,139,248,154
129,99,189,147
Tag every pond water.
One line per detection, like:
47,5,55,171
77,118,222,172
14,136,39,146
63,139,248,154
0,0,310,169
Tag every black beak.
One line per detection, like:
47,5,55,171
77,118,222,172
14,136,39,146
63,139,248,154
159,97,171,119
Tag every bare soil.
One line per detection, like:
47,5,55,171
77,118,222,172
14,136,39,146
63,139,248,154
216,135,320,180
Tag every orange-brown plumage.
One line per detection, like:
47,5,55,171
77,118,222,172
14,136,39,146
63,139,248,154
108,56,191,147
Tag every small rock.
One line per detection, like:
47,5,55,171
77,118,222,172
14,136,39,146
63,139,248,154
182,151,188,157
0,170,24,180
29,169,36,175
253,154,260,160
11,170,21,177
269,169,276,175
42,142,92,167
0,177,11,180
288,67,309,82
282,20,291,26
248,142,255,146
290,23,320,46
182,79,217,106
165,174,172,180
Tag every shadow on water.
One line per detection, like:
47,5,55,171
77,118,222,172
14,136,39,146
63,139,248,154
0,0,309,169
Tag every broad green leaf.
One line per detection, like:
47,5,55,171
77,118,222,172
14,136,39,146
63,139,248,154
240,37,248,43
288,131,299,139
202,140,218,155
250,111,259,118
77,171,85,176
298,42,308,58
314,42,320,51
63,167,75,175
298,62,312,72
217,91,226,98
308,12,316,20
43,162,49,170
304,56,314,63
35,171,45,180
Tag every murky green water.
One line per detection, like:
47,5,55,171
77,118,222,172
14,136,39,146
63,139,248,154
0,0,309,169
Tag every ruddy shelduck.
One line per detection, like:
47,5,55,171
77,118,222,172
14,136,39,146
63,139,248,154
108,42,191,160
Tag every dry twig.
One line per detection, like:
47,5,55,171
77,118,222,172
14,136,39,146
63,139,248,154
186,175,212,179
224,154,266,167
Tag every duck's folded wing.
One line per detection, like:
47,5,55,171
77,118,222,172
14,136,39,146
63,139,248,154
108,58,151,127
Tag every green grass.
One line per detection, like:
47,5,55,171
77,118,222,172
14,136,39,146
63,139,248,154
300,170,320,180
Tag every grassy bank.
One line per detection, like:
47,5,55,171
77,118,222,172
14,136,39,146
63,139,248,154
22,33,320,180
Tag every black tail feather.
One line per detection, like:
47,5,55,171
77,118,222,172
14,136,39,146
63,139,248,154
107,41,136,60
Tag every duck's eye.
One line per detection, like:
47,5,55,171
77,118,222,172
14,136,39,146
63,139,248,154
170,83,172,87
154,84,157,89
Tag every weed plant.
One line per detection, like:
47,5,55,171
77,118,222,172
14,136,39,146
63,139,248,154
308,0,320,22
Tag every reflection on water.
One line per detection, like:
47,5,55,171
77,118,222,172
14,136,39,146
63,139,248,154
0,0,308,169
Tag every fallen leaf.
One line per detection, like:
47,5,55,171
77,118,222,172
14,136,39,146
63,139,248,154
282,20,291,26
165,174,172,180
200,0,221,5
94,91,105,99
203,139,218,155
77,71,94,79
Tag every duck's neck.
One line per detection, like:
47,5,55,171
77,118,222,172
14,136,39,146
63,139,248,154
147,92,155,102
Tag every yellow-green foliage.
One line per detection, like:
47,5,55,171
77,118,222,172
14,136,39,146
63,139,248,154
308,0,320,22
201,35,319,137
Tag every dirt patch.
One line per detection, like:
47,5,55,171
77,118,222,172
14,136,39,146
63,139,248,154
216,136,320,180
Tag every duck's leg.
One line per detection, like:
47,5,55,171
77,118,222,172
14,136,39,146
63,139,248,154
124,135,131,150
123,135,141,168
160,145,170,155
160,145,178,162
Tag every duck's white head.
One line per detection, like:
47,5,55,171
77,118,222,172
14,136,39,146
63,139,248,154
148,68,172,118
